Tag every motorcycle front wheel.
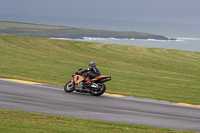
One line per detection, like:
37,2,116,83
90,83,106,96
64,81,75,93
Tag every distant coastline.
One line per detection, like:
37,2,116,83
0,21,175,40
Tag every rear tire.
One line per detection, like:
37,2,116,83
64,81,75,93
90,83,106,96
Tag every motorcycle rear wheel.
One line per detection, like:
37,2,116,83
90,83,106,96
64,81,75,93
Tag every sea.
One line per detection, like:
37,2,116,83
1,14,200,52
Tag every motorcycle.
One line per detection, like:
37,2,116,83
64,68,111,96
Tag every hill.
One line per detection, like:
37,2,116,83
0,34,199,104
0,21,174,40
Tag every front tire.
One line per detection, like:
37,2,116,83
64,81,75,93
90,83,106,96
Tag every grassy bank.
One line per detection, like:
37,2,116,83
0,109,193,133
0,34,200,104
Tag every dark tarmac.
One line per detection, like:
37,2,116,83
0,79,200,132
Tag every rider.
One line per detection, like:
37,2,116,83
81,61,101,87
82,61,101,78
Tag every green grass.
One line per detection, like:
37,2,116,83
0,34,200,104
0,109,193,133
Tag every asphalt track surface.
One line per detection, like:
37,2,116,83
0,79,200,132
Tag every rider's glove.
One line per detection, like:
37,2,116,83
78,71,82,74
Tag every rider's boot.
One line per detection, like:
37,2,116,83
83,73,92,89
85,79,92,88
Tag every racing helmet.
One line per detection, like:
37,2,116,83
89,61,96,67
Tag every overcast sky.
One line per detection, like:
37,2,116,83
0,0,200,23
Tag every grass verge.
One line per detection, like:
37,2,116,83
0,109,193,133
0,34,200,104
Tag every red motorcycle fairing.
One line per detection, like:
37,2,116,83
91,76,111,82
72,74,85,88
